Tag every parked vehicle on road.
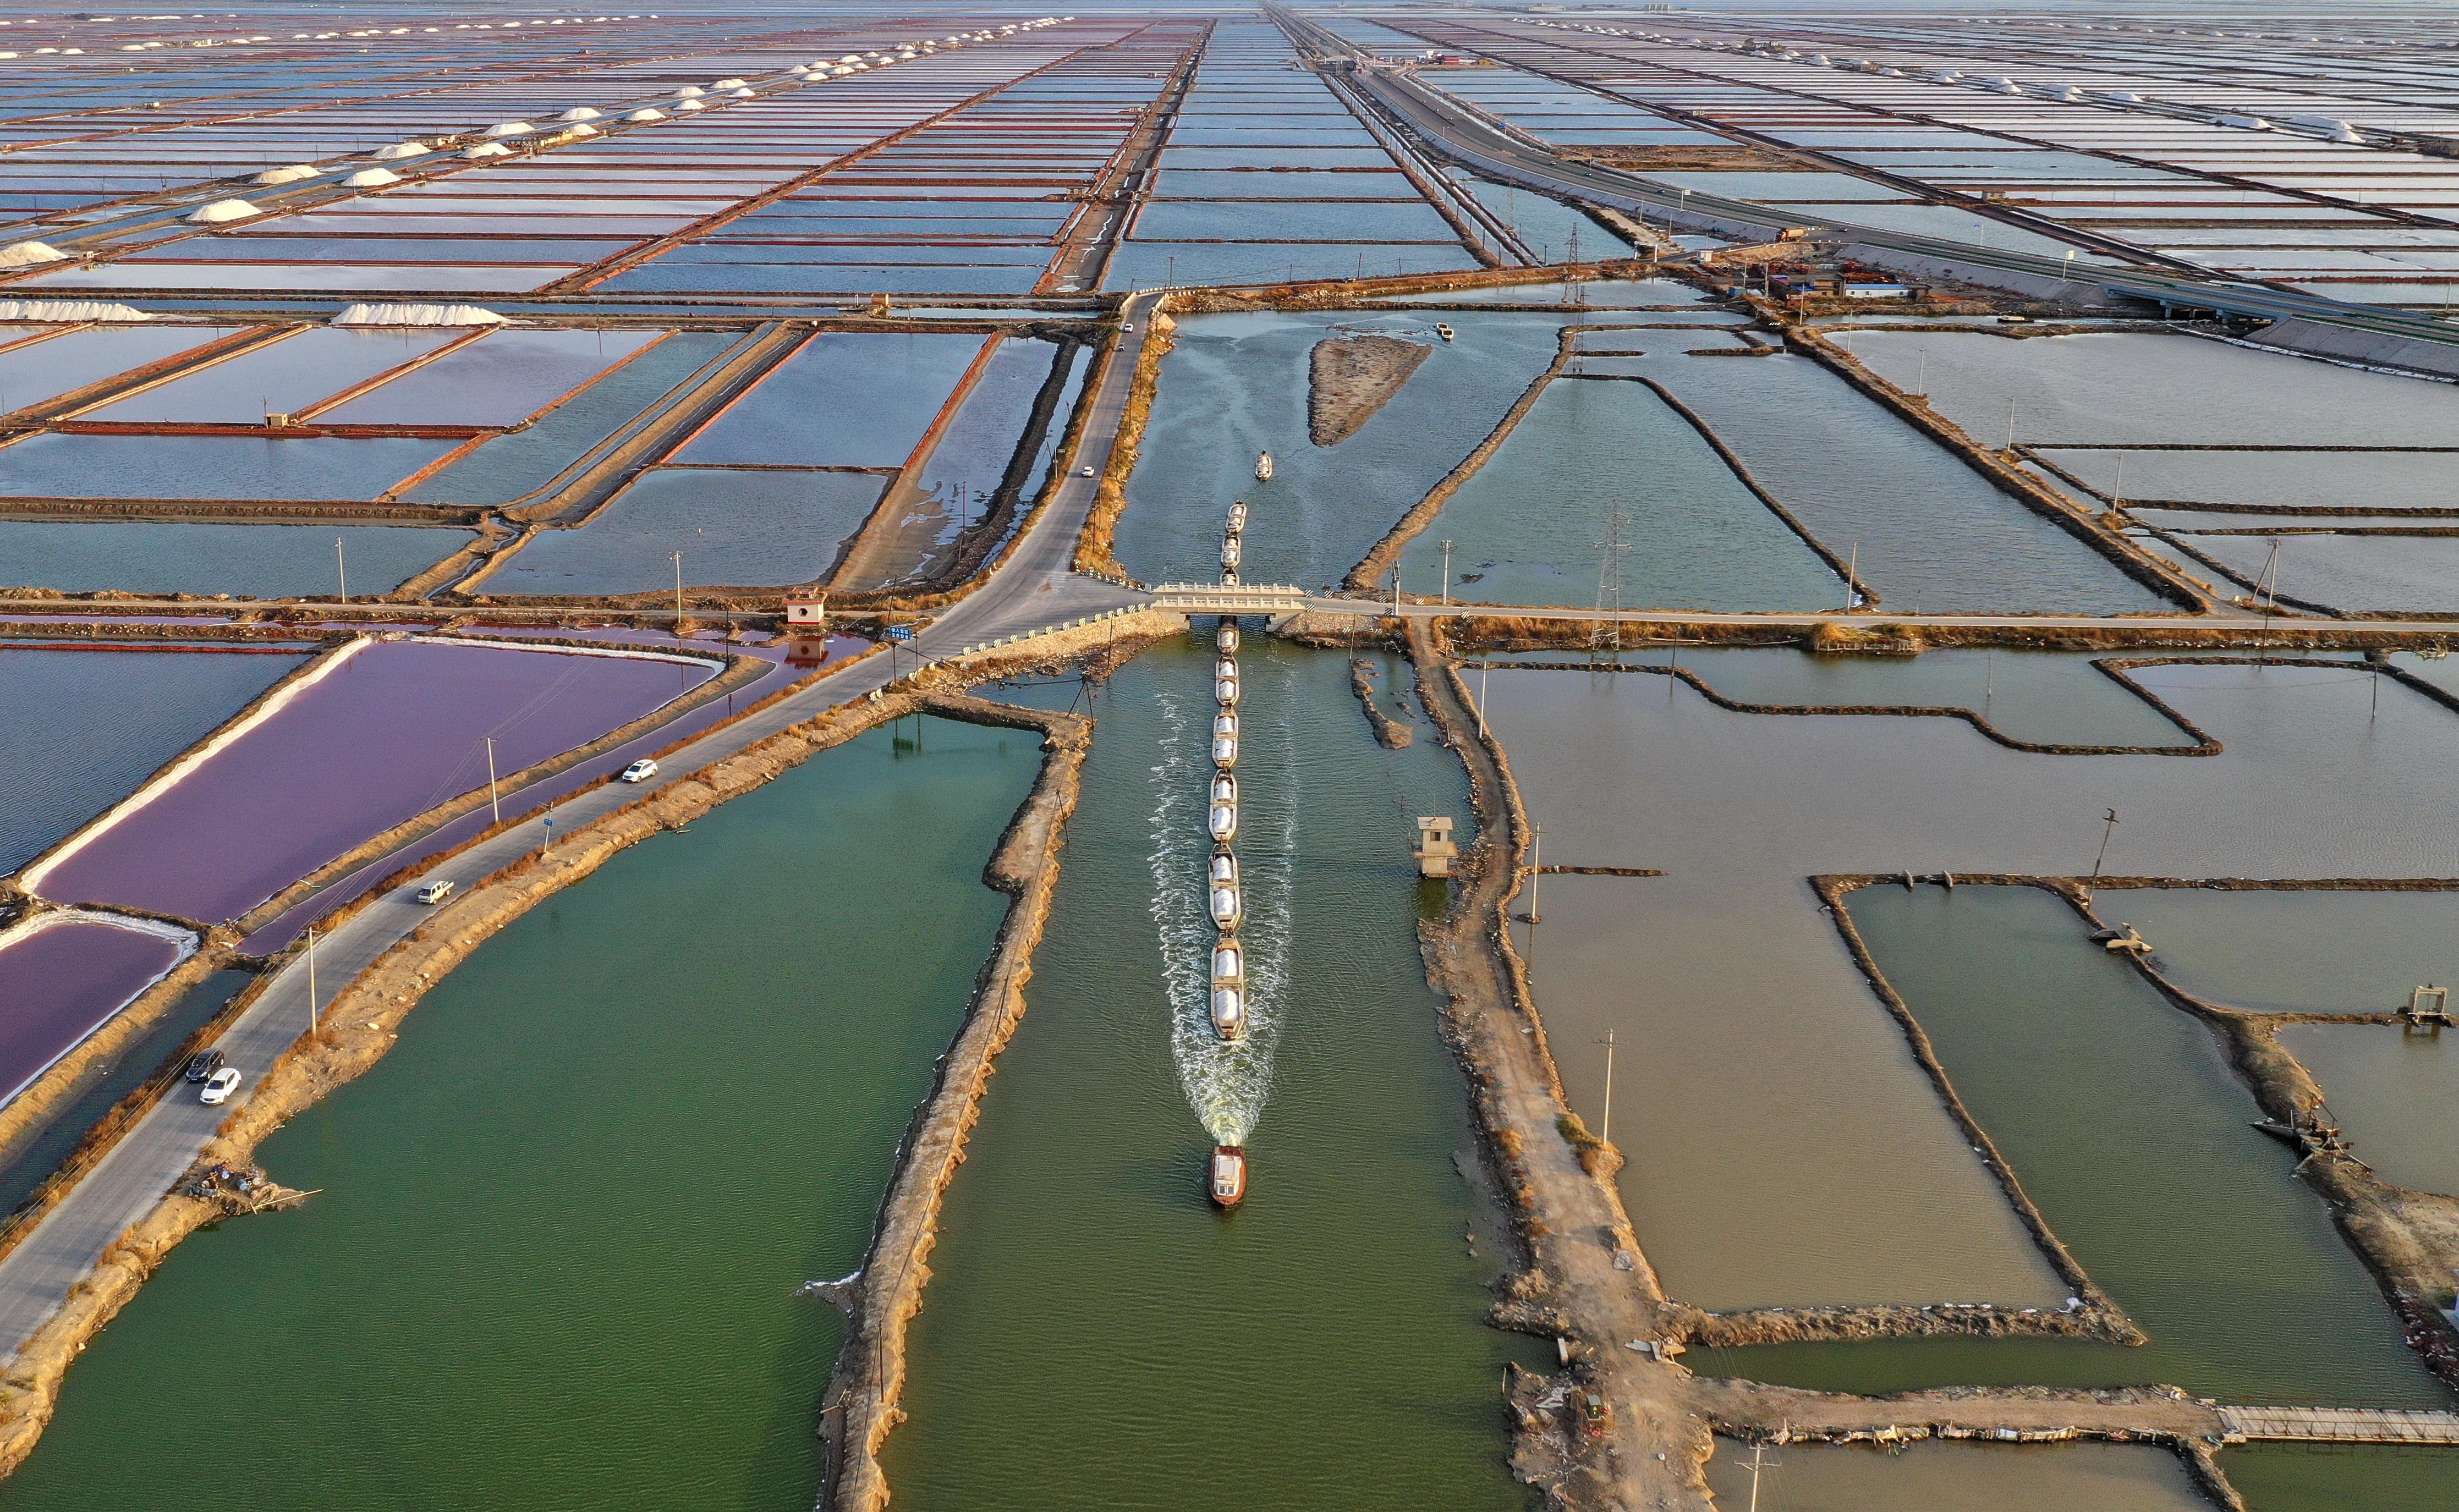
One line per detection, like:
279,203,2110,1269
183,1048,225,1084
200,1067,241,1106
621,758,658,783
415,878,454,905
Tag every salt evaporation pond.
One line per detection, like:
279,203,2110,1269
2038,448,2459,513
0,521,471,596
31,638,712,922
1702,1436,2209,1512
1394,374,1843,609
0,646,303,871
1,717,1038,1510
0,435,461,503
2277,1026,2459,1197
1633,348,2171,613
1831,329,2459,448
885,644,1540,1509
1119,309,1572,587
2224,1442,2459,1510
2106,888,2459,1015
0,912,192,1106
484,470,885,593
404,332,745,507
1692,886,2447,1407
1481,657,2459,1306
1483,648,2197,750
674,331,990,469
2180,532,2459,614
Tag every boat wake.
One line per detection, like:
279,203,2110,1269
1150,662,1294,1143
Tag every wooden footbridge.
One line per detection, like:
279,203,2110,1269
2218,1405,2459,1444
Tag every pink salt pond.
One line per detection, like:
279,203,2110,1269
29,637,714,923
0,913,192,1104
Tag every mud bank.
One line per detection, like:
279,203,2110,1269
820,694,1090,1512
0,674,974,1476
1309,333,1432,447
1348,658,1413,747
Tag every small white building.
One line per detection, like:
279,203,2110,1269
784,592,826,627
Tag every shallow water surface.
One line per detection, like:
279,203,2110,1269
2278,1025,2459,1196
1697,886,2446,1407
2,716,1037,1510
885,642,1540,1509
1396,375,1842,611
0,646,301,871
1701,1437,2210,1512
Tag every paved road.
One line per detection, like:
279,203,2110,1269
0,294,1160,1357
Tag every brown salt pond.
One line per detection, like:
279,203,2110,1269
29,637,713,923
2277,1026,2459,1196
1481,656,2459,1307
1702,1437,2211,1511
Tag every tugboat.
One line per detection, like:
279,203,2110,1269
1209,848,1243,929
1227,499,1248,533
1208,773,1239,843
1254,450,1274,482
1209,1143,1248,1207
1435,322,1455,342
1210,936,1246,1041
1212,708,1238,769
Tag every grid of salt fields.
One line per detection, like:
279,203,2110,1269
1108,19,1480,291
1380,15,2459,306
0,20,1170,299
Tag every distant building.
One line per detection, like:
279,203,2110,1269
784,592,826,626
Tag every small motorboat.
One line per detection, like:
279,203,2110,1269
1254,450,1274,481
1208,773,1238,842
1216,619,1239,653
1221,535,1242,570
1209,1143,1247,1207
1212,709,1238,768
1436,322,1455,342
1227,500,1248,532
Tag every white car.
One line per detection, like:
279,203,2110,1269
415,878,453,905
619,758,658,783
200,1067,241,1106
1078,465,1095,477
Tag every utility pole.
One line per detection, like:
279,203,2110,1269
1591,498,1632,653
1478,660,1489,737
672,550,685,633
485,736,500,824
1743,1442,1779,1512
305,926,319,1033
335,537,347,604
1843,542,1858,611
2005,397,2018,453
1598,1027,1616,1146
1524,822,1543,924
1440,538,1453,607
2093,807,2120,878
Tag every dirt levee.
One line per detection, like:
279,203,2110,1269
1309,334,1431,448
